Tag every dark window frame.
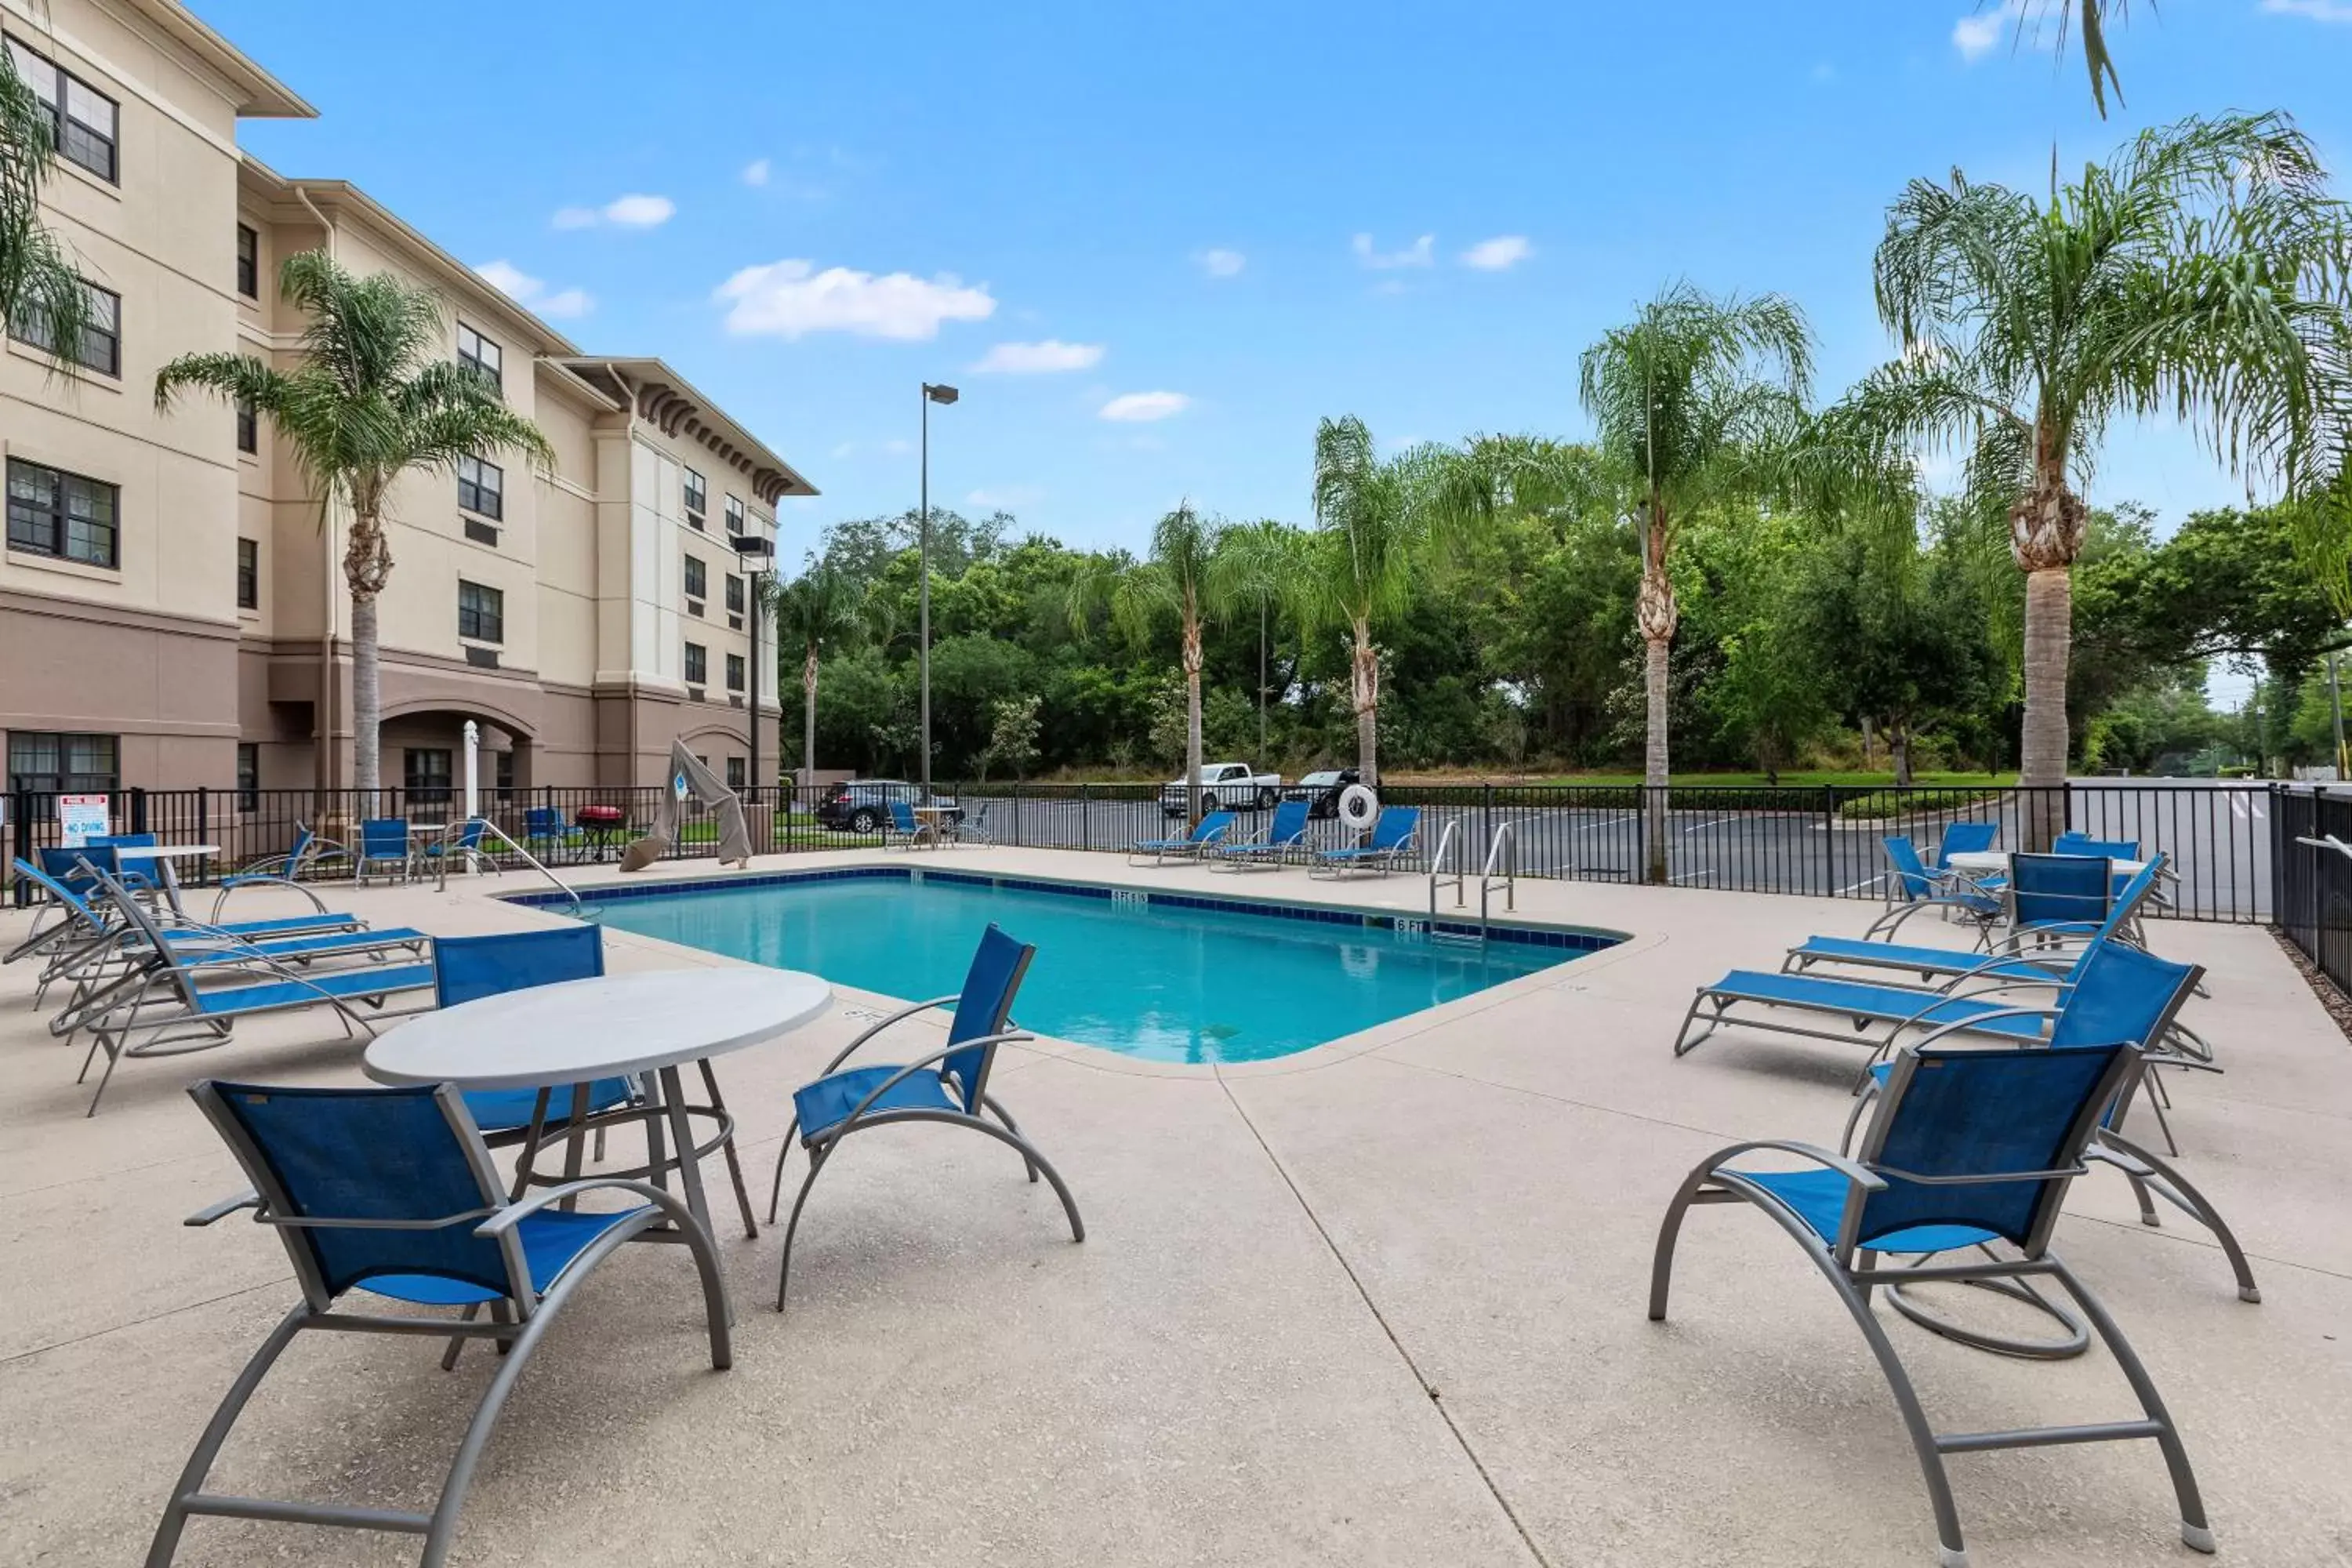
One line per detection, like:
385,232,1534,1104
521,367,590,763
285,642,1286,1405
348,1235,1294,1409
724,574,745,614
236,537,258,611
683,466,707,524
13,277,120,376
5,36,118,184
457,579,505,644
726,756,746,789
456,453,503,521
404,747,454,807
684,554,706,601
235,742,260,811
456,321,502,395
725,652,746,691
6,456,119,568
684,641,708,686
235,224,259,299
6,730,119,795
724,494,745,535
236,396,257,454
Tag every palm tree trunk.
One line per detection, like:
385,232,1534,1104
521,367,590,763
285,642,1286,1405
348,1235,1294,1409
1351,616,1378,787
2013,466,2086,847
350,593,380,799
1183,615,1205,826
802,644,821,790
1258,601,1269,761
1636,533,1676,885
1889,722,1915,789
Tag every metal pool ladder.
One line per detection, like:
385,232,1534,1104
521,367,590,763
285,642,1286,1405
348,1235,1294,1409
1428,819,1515,946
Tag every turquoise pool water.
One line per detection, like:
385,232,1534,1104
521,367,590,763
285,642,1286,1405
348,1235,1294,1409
576,869,1610,1064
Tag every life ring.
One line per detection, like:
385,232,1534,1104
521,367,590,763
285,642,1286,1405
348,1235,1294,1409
1337,783,1380,832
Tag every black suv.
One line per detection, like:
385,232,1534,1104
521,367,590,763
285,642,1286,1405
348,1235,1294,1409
813,780,964,834
1285,768,1362,820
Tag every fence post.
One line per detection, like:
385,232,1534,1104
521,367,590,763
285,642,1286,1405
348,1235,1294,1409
1823,785,1838,898
9,791,29,906
129,786,148,835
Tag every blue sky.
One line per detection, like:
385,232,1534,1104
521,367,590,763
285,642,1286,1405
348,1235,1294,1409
212,0,2350,569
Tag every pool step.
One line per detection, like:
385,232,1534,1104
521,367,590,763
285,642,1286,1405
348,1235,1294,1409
1431,928,1486,949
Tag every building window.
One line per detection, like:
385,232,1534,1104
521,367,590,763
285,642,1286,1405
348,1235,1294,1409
725,652,746,691
236,538,258,610
684,554,706,601
494,749,515,796
6,458,118,568
235,743,260,811
456,322,501,394
236,397,257,454
683,467,707,527
457,579,504,643
5,38,118,183
724,495,745,537
6,731,118,794
724,574,745,614
404,748,452,808
456,454,503,521
236,224,259,298
726,756,746,789
684,641,708,686
12,278,119,376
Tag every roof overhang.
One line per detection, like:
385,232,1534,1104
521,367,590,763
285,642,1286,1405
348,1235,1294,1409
556,357,818,506
125,0,314,118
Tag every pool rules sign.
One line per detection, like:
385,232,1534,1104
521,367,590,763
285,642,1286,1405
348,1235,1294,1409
58,794,111,848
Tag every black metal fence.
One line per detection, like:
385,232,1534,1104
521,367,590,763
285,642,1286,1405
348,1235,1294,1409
2276,788,2352,996
4,778,2288,927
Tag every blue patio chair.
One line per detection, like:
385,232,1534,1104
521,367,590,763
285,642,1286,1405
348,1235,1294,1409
881,797,932,849
765,924,1083,1308
956,799,997,846
1835,939,2258,1313
1128,809,1236,866
2005,851,2114,940
421,817,491,876
354,817,414,884
1861,837,2002,943
40,843,156,902
1310,805,1421,879
154,1079,730,1568
1930,820,1998,869
522,805,586,849
1210,797,1312,872
54,877,435,1116
210,823,350,920
1786,857,2165,988
433,926,638,1150
1650,1036,2213,1568
2053,830,2140,860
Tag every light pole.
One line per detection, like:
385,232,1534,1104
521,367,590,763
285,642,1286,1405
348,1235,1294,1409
729,532,775,791
918,381,959,795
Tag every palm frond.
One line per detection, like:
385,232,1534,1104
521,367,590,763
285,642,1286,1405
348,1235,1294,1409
0,40,98,374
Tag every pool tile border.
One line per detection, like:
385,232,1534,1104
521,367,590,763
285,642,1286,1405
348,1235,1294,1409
508,863,1622,956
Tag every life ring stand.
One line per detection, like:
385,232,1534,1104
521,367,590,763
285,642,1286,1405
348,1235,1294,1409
1336,783,1381,833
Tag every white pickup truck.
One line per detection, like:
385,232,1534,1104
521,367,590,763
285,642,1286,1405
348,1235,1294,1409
1161,761,1283,817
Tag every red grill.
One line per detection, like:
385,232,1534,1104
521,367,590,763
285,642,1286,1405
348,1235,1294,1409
574,804,626,829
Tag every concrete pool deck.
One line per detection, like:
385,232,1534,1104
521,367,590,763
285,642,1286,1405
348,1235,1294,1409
2,845,2347,1567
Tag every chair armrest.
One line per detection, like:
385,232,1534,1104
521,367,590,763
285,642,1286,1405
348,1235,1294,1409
1907,1004,2063,1050
477,1178,699,1237
1704,1138,1886,1192
815,1033,1033,1152
210,875,333,920
819,994,962,1075
186,1190,260,1226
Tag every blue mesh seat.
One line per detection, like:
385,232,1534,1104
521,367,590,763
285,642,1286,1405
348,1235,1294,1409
1931,820,1998,868
1786,858,2165,985
1651,1031,2215,1568
2006,851,2113,935
1311,806,1421,879
154,1080,730,1568
354,817,414,883
1210,798,1311,871
1863,837,2002,943
768,924,1084,1308
880,798,931,848
40,843,154,900
430,927,637,1140
1129,809,1237,866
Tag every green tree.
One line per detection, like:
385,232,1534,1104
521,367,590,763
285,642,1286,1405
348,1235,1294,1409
768,564,866,785
1111,503,1226,823
1843,114,2352,808
1,38,97,369
1303,417,1497,786
1579,284,1813,877
1697,517,1832,784
155,251,554,793
1208,517,1305,762
978,693,1041,782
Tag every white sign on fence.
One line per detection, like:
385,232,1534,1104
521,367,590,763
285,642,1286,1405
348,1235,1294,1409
57,793,111,848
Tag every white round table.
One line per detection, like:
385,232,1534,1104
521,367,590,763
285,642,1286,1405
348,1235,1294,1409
1945,850,2150,877
366,968,833,1239
107,844,220,916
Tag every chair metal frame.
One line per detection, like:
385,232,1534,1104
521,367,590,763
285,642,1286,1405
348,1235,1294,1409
149,1080,731,1568
1650,1041,2214,1568
354,818,418,884
1208,799,1312,873
1865,837,2003,943
1308,806,1422,880
1127,809,1237,866
764,934,1083,1308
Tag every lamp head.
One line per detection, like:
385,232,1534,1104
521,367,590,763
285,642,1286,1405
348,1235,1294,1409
923,383,960,405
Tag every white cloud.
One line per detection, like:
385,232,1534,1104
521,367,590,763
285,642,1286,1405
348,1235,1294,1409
1951,9,2005,59
714,260,996,340
1352,232,1436,269
2264,0,2352,20
472,259,593,319
970,339,1104,374
967,485,1043,508
553,193,676,230
1099,390,1190,423
1198,247,1246,278
742,158,771,187
1460,234,1532,271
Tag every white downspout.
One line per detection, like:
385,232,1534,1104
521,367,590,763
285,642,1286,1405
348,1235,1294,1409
292,184,342,793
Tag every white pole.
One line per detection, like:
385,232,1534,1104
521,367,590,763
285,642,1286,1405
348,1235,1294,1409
463,719,480,821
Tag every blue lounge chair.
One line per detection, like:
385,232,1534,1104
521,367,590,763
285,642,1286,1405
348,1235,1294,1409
154,1079,729,1568
1210,797,1311,872
210,823,352,920
421,817,491,877
1837,940,2258,1310
354,817,414,883
2054,830,2140,860
765,924,1083,1308
522,805,586,852
1786,858,2165,986
882,797,933,849
39,843,156,902
1864,837,2002,942
1930,820,1998,869
1311,805,1421,879
2004,851,2116,941
56,878,435,1116
1650,1033,2213,1568
1128,809,1236,866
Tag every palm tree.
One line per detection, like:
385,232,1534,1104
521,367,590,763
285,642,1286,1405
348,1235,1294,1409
1207,518,1304,762
1579,284,1813,880
1304,416,1498,787
1112,503,1225,825
1844,113,2352,805
2,40,96,366
155,250,554,796
769,563,866,787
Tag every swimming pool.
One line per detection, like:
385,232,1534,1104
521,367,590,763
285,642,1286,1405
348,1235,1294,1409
560,867,1618,1064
